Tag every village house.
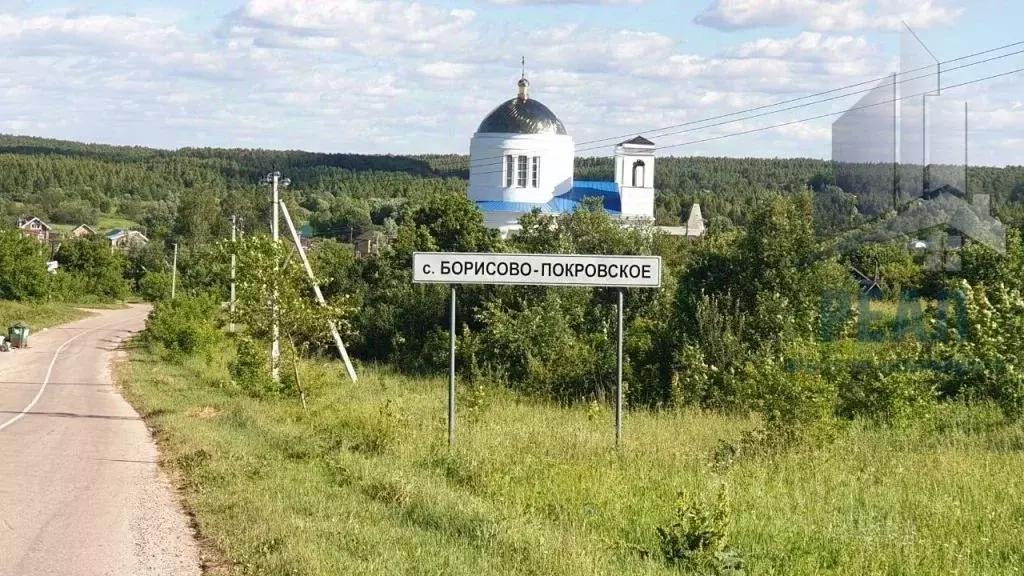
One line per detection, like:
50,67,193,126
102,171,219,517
353,230,390,258
106,229,149,250
71,224,97,238
17,216,52,242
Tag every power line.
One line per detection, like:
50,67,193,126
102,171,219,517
653,66,1024,153
577,37,1021,149
466,65,1018,180
459,39,1024,178
574,46,1024,155
274,38,1024,190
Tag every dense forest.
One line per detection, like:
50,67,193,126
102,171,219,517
4,133,1023,244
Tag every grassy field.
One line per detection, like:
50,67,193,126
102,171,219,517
49,215,142,235
118,345,1024,576
0,300,92,331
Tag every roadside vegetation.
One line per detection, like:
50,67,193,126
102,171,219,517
0,227,145,330
120,340,1024,576
0,300,90,331
7,135,1024,572
124,187,1024,574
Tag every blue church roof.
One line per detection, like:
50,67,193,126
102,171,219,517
476,180,621,216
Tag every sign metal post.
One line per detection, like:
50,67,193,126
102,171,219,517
449,285,457,448
413,252,661,449
616,288,624,448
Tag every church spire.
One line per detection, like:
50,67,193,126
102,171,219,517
517,56,529,101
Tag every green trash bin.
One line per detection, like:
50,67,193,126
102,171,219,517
9,323,29,349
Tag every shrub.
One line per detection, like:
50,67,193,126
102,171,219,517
739,348,837,454
48,270,91,302
138,270,173,302
469,296,615,403
655,487,745,575
0,229,48,300
56,237,130,300
929,282,1024,419
144,294,222,358
836,344,939,424
229,336,277,398
671,343,713,408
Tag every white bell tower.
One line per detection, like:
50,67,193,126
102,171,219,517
614,136,655,219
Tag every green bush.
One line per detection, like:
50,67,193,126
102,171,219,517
56,237,130,300
229,336,277,398
469,296,615,403
686,293,748,408
670,343,713,408
144,294,222,358
837,346,939,424
739,348,837,454
655,487,745,575
931,282,1024,418
138,271,173,302
48,269,91,302
0,229,48,301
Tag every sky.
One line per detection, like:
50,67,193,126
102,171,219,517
0,0,1022,165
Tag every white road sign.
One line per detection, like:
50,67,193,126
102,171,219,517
412,252,661,288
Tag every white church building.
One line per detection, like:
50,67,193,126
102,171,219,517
469,76,703,237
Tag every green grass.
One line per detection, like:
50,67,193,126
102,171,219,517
96,215,140,231
48,223,76,233
47,215,141,235
0,300,92,330
119,345,1024,576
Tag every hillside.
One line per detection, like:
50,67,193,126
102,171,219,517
5,134,1022,243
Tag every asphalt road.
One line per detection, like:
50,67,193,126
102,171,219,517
0,305,201,576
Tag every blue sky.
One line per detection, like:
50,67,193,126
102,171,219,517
0,0,1021,165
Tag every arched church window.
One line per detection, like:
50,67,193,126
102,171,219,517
531,156,539,187
632,160,645,187
505,155,514,187
517,155,528,187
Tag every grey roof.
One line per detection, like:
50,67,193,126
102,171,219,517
18,216,51,230
477,97,567,136
621,136,655,146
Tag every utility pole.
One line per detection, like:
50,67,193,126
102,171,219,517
892,72,898,211
171,243,178,299
279,202,358,383
262,172,290,383
229,215,237,333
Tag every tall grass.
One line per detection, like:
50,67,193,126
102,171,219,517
0,300,91,331
119,345,1024,575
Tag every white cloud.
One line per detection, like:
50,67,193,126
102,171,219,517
483,0,642,5
777,122,832,141
695,0,964,32
0,12,188,51
418,61,474,80
0,1,1019,166
220,0,477,57
731,32,876,62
